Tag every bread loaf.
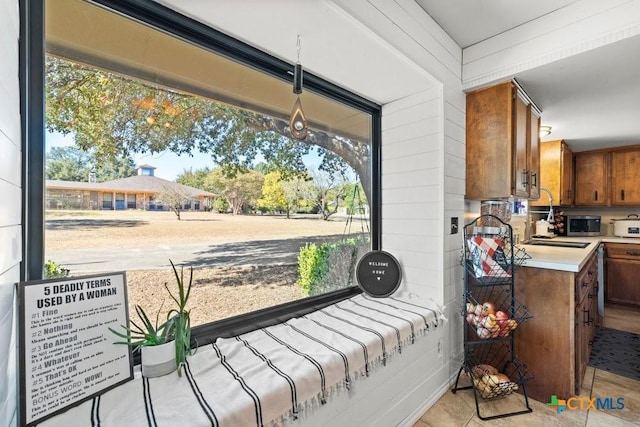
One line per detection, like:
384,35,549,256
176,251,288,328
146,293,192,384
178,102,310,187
471,364,499,377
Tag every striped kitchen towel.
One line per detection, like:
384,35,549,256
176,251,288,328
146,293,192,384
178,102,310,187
39,294,443,427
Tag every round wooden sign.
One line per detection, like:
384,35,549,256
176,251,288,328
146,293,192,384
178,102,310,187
356,250,402,297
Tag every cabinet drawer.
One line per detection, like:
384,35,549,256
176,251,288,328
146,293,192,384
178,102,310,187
606,243,640,259
576,254,597,302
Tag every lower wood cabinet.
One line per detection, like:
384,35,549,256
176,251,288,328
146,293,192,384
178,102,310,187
515,252,597,402
605,243,640,307
575,261,598,390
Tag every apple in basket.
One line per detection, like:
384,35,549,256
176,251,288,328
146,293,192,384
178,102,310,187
495,310,509,326
474,304,483,317
481,313,497,329
467,302,475,314
476,326,491,339
466,313,475,325
481,302,496,316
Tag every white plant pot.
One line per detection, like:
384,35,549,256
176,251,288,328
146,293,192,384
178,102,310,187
141,341,177,378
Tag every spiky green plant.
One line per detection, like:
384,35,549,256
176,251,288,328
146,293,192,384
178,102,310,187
165,260,194,376
109,302,170,348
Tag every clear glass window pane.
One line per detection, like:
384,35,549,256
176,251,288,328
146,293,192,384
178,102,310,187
44,0,374,327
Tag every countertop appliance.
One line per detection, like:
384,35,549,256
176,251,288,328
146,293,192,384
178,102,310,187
612,214,640,237
534,219,555,238
566,215,601,237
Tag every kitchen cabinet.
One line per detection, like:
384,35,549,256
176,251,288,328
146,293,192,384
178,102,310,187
529,140,573,207
605,243,640,307
466,81,540,200
575,254,598,390
611,148,640,205
574,151,608,206
514,252,598,401
528,108,541,201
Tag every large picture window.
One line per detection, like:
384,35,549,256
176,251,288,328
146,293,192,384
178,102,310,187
26,0,380,339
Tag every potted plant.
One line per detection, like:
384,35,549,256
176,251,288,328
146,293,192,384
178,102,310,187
109,302,177,377
109,260,194,377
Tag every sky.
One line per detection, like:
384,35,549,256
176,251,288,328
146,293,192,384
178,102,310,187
46,131,323,182
47,131,216,180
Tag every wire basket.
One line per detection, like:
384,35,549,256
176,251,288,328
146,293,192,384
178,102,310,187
462,289,531,340
465,342,532,400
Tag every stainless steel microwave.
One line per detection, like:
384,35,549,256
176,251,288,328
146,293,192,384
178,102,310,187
566,215,601,236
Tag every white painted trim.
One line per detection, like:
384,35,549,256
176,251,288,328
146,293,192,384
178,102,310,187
462,0,640,89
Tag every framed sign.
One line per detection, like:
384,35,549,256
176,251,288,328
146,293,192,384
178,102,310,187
18,272,133,426
356,250,403,297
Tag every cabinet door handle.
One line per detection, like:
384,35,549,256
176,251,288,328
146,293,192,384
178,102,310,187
621,189,625,201
522,170,529,187
625,251,640,257
583,308,593,325
531,172,537,187
595,191,598,201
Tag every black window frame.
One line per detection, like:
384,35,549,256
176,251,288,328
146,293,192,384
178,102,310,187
21,0,382,344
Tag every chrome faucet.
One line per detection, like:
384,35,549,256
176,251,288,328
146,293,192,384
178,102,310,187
540,187,554,223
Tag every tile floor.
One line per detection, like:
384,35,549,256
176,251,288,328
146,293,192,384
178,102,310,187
415,304,640,426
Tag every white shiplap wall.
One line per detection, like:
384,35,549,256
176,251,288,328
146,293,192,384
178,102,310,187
0,0,21,426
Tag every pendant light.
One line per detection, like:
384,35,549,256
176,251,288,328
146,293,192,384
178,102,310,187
289,35,308,140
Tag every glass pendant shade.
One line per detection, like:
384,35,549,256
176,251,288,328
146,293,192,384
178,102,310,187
289,96,308,139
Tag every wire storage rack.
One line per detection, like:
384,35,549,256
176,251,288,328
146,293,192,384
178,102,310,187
452,214,534,420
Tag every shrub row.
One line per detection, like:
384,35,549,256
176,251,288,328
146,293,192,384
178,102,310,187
297,237,370,296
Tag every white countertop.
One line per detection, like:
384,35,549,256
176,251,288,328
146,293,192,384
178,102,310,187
518,236,640,272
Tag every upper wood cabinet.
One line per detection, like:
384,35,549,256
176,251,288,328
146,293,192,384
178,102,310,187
466,81,540,200
611,147,640,205
574,151,608,206
528,108,541,201
530,140,573,207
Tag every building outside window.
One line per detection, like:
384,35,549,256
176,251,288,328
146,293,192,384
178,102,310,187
34,0,381,336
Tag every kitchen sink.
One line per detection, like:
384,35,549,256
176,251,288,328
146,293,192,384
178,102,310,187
524,240,591,249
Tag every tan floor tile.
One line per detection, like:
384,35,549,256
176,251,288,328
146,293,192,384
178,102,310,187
470,393,585,427
590,370,640,425
602,305,640,335
586,409,639,427
417,309,640,427
416,389,476,427
581,366,596,396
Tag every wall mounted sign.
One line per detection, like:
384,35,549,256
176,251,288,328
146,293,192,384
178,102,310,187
18,272,133,426
356,250,402,297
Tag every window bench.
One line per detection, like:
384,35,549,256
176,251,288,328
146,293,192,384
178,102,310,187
40,294,444,426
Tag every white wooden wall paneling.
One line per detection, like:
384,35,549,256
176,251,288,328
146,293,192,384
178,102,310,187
463,0,640,89
0,0,20,425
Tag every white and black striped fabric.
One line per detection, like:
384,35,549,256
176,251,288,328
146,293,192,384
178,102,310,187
40,294,443,427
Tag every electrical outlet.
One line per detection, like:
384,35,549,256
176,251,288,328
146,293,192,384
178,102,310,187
451,217,458,234
437,338,443,357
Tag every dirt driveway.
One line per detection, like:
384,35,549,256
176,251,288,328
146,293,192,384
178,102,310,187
45,210,369,325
